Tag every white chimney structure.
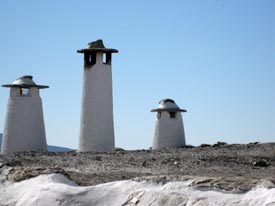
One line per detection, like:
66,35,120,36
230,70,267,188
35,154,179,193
77,40,118,152
151,99,187,149
1,75,48,154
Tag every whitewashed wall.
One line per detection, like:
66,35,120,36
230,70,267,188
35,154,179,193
78,52,115,152
153,111,186,149
1,87,47,154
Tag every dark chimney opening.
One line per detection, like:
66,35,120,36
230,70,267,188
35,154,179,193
84,53,96,67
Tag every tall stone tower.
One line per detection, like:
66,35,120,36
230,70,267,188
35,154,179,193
1,75,48,154
77,40,118,152
151,99,187,149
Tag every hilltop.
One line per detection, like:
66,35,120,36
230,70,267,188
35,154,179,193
1,142,275,193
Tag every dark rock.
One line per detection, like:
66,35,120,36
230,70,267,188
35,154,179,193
249,142,260,145
182,145,195,148
252,160,269,167
94,156,102,161
199,144,211,148
114,147,125,151
213,142,227,147
161,160,168,164
142,161,148,167
5,160,22,167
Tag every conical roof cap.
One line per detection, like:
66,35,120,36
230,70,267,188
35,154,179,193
151,99,186,112
2,75,49,89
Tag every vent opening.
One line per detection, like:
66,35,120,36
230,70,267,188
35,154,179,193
169,112,177,119
84,53,96,66
20,88,29,96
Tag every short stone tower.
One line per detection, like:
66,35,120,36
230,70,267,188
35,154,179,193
1,75,48,154
77,40,118,152
151,99,187,149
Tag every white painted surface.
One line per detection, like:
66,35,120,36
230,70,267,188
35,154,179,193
158,101,180,109
1,87,47,154
153,111,186,149
1,174,275,206
79,52,115,152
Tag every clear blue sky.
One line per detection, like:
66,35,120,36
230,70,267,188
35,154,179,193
0,0,274,149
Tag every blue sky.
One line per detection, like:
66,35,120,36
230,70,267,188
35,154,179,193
0,0,274,149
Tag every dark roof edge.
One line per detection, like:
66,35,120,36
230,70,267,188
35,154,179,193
151,108,187,112
77,48,119,53
2,84,49,89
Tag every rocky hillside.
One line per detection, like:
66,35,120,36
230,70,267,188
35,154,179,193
1,142,275,193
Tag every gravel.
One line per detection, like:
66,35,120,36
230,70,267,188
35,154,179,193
1,142,275,192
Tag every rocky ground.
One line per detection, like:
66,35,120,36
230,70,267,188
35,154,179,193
1,142,275,193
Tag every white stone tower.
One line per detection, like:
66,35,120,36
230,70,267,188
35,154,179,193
151,99,187,149
77,40,118,152
1,75,48,154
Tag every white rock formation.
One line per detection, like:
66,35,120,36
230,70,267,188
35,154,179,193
0,173,275,206
151,99,186,149
77,40,118,152
1,76,48,154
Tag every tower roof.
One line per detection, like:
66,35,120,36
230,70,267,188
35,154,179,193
77,39,119,54
151,99,187,112
2,75,49,89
